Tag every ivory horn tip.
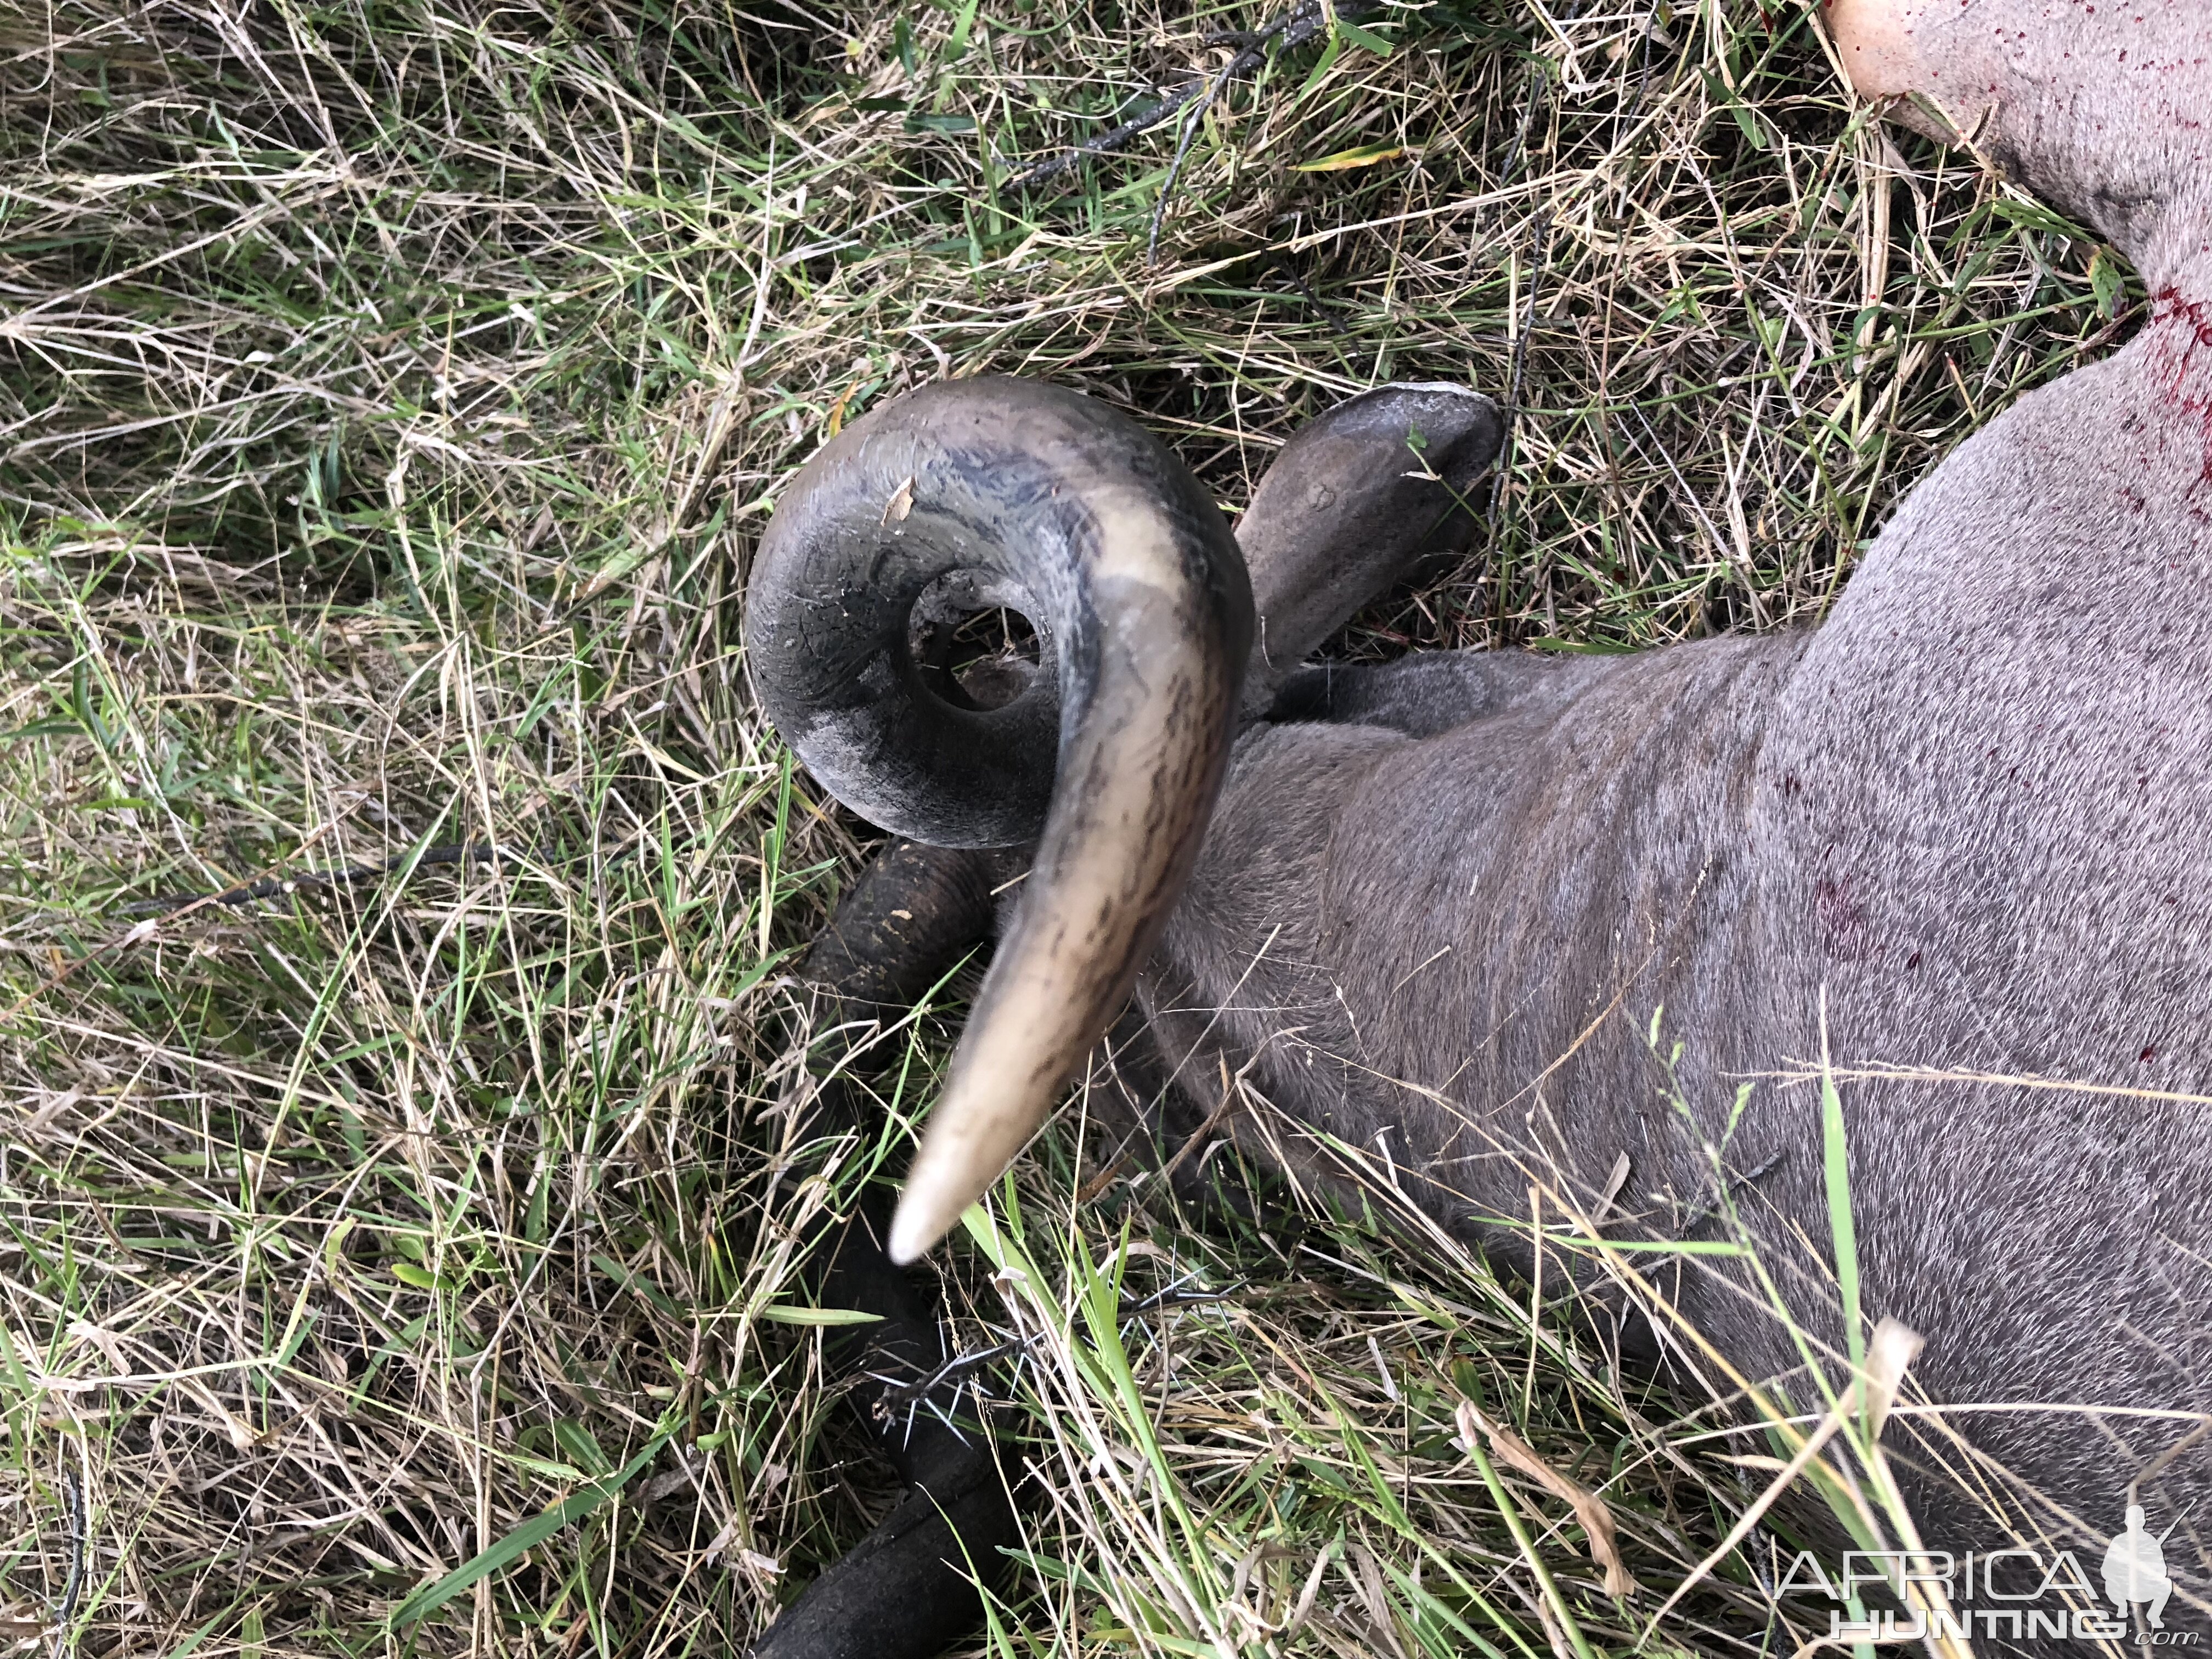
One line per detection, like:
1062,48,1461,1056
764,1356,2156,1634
887,1178,962,1266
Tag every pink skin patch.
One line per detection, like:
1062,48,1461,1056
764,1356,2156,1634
1824,0,1925,98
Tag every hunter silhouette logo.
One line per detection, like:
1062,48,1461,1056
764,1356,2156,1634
1773,1499,2200,1644
2106,1504,2178,1629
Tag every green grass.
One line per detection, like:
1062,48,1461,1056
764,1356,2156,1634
0,0,2130,1652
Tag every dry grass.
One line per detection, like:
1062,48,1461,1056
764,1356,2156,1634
0,0,2130,1653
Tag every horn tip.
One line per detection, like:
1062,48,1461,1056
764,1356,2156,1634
886,1188,952,1265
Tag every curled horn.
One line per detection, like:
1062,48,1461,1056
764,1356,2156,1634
746,377,1253,1261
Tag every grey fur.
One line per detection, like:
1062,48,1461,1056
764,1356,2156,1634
1126,0,2212,1588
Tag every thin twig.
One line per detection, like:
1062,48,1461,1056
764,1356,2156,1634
1478,44,1558,567
1007,0,1359,194
119,840,507,916
1267,254,1352,335
2,819,333,1025
48,1470,82,1659
1146,55,1242,266
869,1282,1239,1426
1487,208,1555,531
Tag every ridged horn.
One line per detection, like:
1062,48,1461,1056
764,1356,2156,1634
745,377,1253,1262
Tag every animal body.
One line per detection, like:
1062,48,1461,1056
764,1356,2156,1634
743,1,2212,1651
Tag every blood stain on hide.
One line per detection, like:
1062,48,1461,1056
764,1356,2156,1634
2147,288,2212,487
1814,877,1870,960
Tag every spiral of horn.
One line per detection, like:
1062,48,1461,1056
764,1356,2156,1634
746,376,1253,1261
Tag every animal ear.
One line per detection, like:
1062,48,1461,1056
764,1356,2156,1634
1235,383,1501,712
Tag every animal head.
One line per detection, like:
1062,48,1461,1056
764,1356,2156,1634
748,0,2205,1266
745,379,1498,1259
